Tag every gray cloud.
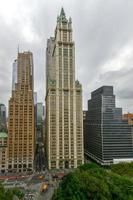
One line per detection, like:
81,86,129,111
0,0,133,113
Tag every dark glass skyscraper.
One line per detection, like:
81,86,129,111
84,86,133,165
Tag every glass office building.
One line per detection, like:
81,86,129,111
84,86,133,165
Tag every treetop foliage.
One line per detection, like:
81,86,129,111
52,163,133,200
0,184,24,200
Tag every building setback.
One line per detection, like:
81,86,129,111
8,51,35,172
84,86,133,165
45,8,84,169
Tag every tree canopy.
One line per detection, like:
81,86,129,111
52,163,133,200
0,184,24,200
111,162,133,178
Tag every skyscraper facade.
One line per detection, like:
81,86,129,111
45,8,84,169
8,51,35,172
0,132,8,173
84,86,133,165
0,104,6,131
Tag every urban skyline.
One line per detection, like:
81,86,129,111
1,0,133,112
0,3,133,199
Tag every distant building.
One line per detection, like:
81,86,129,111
123,113,133,125
34,92,37,105
42,105,45,120
36,103,44,142
84,86,133,165
83,111,87,120
45,8,84,169
0,104,7,131
8,51,35,173
35,103,45,171
0,132,8,173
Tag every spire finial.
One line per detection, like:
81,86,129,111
59,7,67,22
60,7,65,17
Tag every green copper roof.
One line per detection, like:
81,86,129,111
60,7,65,17
58,7,67,21
0,132,8,138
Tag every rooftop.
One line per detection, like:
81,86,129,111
91,86,113,98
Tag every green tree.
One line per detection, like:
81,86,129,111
111,162,133,178
52,163,133,200
0,184,24,200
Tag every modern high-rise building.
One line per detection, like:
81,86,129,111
0,104,7,131
8,51,35,173
45,8,84,169
84,86,133,165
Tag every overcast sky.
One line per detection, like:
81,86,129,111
0,0,133,112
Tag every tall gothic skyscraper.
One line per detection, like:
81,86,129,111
8,51,35,173
45,8,84,169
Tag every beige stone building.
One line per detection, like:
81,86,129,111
123,113,133,125
45,8,84,169
0,132,8,173
8,51,35,173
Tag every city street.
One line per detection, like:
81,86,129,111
0,170,64,200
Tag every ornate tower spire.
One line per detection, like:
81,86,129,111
60,7,65,17
59,7,67,21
